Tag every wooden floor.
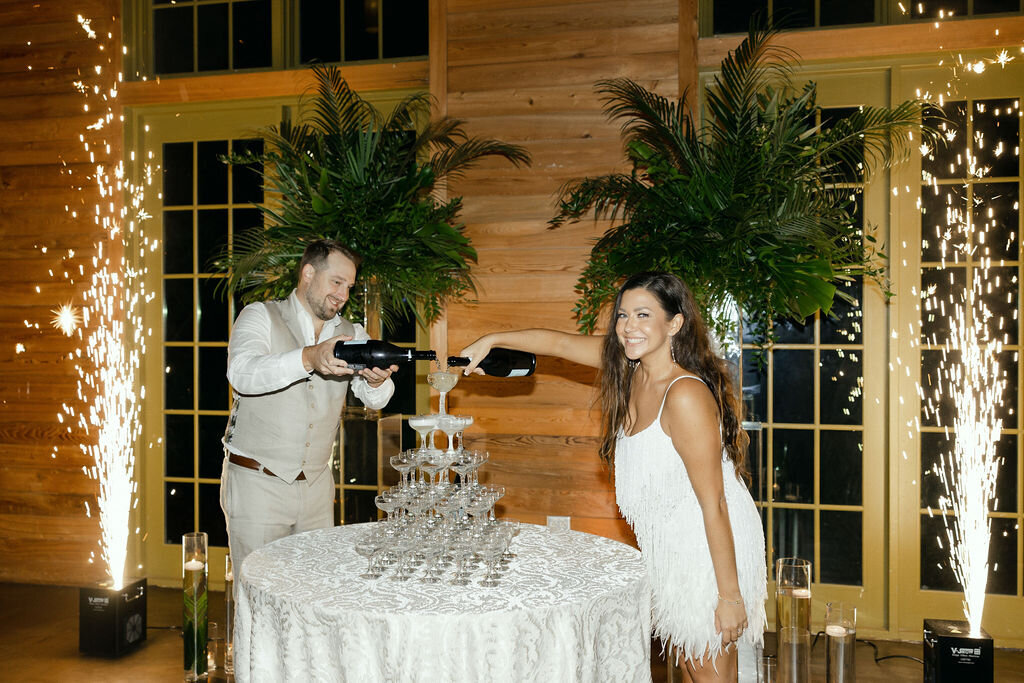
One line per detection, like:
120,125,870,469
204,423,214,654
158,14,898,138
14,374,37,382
2,582,1022,682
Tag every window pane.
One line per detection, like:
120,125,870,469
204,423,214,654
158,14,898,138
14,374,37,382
165,482,195,544
198,3,230,72
819,429,862,505
988,517,1018,594
921,514,1016,594
713,0,768,34
231,139,264,204
774,318,814,344
996,350,1018,430
819,349,862,425
383,360,416,415
342,419,378,486
163,210,193,275
820,0,874,24
199,482,229,547
920,430,953,509
232,208,263,245
923,433,1017,512
821,109,865,183
772,350,814,424
820,511,862,584
199,347,229,411
383,306,416,344
994,435,1017,514
197,141,228,205
198,279,229,343
920,266,966,345
974,0,1021,12
742,350,768,423
820,277,862,344
199,415,227,479
911,0,967,17
920,348,957,428
198,209,229,274
343,489,379,524
162,142,193,206
920,183,968,263
773,0,814,27
165,346,195,410
300,0,342,63
154,6,194,74
382,0,428,58
773,508,814,569
233,0,273,69
973,181,1020,262
165,414,195,478
973,98,1019,179
921,102,967,180
746,425,768,502
164,279,195,342
345,0,380,60
773,428,814,504
979,265,1018,346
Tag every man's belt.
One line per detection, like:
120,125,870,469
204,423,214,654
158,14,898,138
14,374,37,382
228,453,306,481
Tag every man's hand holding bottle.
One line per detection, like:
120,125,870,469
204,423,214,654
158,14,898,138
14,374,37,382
304,335,398,387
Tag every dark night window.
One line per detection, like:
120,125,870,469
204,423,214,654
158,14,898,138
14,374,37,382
153,0,272,75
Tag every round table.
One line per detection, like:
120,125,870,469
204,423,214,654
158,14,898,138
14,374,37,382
234,523,652,682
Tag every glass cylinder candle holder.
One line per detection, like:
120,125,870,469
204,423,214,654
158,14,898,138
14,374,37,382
777,626,811,683
775,557,811,633
182,532,208,681
224,553,234,674
758,653,777,683
825,601,856,683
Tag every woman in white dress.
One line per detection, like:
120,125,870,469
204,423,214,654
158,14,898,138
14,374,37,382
459,272,766,682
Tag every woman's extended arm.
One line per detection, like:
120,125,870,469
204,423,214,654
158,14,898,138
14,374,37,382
458,328,603,373
663,379,749,645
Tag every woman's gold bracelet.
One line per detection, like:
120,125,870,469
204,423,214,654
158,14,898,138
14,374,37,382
718,594,743,605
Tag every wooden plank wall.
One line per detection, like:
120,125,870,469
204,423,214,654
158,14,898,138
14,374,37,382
0,1,123,584
442,0,679,544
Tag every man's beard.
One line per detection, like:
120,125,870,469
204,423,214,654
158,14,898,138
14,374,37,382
306,289,340,322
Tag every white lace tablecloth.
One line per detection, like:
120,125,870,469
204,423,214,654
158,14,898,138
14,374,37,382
234,523,652,682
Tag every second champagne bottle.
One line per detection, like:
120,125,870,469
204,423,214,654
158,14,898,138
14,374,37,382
333,340,437,370
447,348,536,377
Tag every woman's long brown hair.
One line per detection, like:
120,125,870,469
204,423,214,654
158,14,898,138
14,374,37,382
598,272,750,482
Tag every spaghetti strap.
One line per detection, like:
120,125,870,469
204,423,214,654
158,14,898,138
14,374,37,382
657,375,708,418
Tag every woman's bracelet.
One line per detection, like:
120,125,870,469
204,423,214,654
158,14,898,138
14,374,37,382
718,594,744,605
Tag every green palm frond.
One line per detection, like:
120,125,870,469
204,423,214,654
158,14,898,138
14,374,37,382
217,63,531,331
552,23,935,345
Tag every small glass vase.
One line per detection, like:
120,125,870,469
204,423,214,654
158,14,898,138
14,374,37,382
777,626,810,683
182,532,208,681
825,601,856,683
224,553,234,674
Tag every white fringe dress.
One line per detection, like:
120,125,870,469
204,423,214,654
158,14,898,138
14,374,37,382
615,375,767,666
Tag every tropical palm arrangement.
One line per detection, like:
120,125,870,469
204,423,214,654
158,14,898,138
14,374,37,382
220,64,530,331
551,25,937,346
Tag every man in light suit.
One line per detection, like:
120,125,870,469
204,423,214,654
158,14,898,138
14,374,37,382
220,239,397,574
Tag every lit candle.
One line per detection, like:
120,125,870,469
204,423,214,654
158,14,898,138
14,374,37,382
184,559,205,571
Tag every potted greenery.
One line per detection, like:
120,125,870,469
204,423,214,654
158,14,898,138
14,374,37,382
551,26,937,347
220,64,530,333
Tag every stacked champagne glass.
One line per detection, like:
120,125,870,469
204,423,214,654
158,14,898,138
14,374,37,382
354,368,521,586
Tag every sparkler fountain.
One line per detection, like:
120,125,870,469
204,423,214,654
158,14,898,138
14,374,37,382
915,50,1015,680
57,16,155,657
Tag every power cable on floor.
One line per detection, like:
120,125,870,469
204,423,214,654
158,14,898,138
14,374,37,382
810,630,924,665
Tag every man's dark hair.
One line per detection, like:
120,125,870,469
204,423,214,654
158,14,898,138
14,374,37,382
299,239,362,274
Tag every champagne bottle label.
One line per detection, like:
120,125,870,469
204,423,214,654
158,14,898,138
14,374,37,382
507,368,531,377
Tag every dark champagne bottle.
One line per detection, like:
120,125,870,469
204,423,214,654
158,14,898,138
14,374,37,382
333,340,437,370
446,348,536,377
